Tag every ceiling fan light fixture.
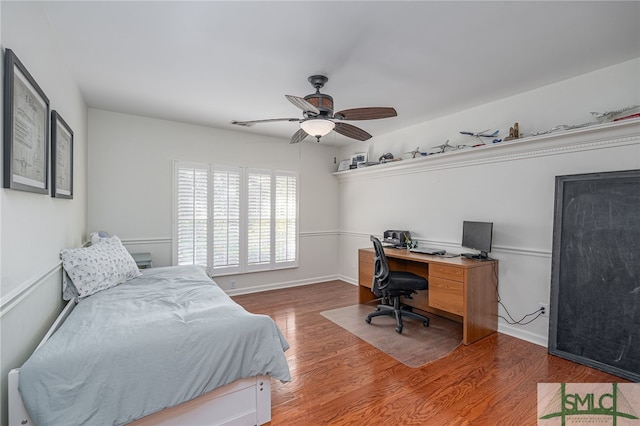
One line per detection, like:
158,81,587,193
300,118,335,137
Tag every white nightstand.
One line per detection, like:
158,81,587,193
131,252,153,269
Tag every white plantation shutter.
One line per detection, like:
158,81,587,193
212,166,241,273
175,163,208,267
247,169,272,268
275,172,297,264
174,161,298,274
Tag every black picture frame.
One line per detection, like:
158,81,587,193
51,111,73,199
549,169,640,382
3,48,50,194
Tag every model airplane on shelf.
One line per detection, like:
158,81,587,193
590,105,640,122
460,129,502,145
429,140,458,154
531,123,591,136
405,147,427,158
531,105,640,136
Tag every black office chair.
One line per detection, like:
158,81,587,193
365,235,430,334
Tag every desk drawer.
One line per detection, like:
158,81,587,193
429,277,464,315
430,264,464,282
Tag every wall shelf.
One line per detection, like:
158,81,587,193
333,119,640,182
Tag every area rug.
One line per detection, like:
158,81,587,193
320,304,463,368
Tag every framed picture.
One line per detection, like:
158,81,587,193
350,152,367,166
337,159,351,172
3,48,50,194
51,111,73,199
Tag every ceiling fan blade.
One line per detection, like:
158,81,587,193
334,107,397,121
334,122,372,141
290,128,309,144
231,118,300,127
285,95,320,115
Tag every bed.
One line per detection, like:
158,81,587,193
8,237,291,426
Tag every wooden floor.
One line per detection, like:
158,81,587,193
232,280,627,426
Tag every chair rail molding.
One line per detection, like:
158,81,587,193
0,262,62,317
339,231,551,258
120,237,172,246
333,119,640,183
301,230,339,238
121,232,338,247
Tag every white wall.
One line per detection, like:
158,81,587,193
0,2,88,425
88,109,340,293
336,59,640,346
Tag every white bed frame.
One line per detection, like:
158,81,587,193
8,299,273,426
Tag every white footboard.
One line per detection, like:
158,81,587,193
129,375,271,426
9,299,77,426
8,369,32,426
9,371,272,426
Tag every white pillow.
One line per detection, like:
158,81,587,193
62,270,79,301
60,235,142,298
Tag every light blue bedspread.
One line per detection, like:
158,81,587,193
19,266,291,426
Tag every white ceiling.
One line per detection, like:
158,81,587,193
41,1,640,146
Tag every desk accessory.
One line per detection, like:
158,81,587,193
383,230,412,248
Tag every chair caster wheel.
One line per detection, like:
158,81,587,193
396,326,403,334
423,321,429,327
365,317,371,324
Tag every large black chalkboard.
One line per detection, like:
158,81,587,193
549,169,640,382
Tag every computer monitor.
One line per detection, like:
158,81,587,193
461,221,493,260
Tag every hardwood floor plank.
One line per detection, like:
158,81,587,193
232,281,628,425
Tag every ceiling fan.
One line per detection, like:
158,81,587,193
231,75,397,144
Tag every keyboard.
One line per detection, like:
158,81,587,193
409,247,446,255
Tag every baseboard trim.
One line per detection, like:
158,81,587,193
337,275,358,286
2,264,549,350
498,323,548,348
224,275,549,348
224,275,341,296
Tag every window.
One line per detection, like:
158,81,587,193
275,172,298,264
247,169,271,269
174,161,298,275
175,163,208,267
212,165,242,273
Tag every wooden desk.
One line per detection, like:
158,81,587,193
358,247,498,345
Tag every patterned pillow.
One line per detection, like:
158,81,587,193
60,235,142,298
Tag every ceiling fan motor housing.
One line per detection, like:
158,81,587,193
304,93,333,117
304,75,333,117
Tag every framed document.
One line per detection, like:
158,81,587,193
337,159,351,172
3,49,50,194
51,111,73,199
350,152,367,166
